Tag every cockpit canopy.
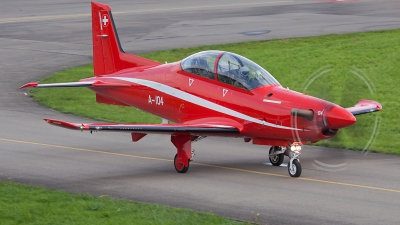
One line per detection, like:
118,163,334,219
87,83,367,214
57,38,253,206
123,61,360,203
181,50,280,90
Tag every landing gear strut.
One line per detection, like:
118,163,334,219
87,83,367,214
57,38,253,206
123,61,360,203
171,134,192,173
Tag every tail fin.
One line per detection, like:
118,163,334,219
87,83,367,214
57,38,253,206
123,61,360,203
91,1,160,76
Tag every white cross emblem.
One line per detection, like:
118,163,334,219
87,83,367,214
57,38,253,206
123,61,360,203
102,15,109,27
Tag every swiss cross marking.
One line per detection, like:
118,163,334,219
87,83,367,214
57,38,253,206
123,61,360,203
102,14,109,27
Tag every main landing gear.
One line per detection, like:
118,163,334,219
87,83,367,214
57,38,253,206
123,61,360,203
269,143,302,177
171,134,194,173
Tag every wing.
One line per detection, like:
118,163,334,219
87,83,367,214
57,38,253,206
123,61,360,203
44,119,240,136
345,100,382,116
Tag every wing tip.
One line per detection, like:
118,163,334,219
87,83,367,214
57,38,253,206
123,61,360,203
19,82,38,89
359,99,382,111
347,99,383,116
44,118,83,130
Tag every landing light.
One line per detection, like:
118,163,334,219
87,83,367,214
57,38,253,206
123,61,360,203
290,143,302,152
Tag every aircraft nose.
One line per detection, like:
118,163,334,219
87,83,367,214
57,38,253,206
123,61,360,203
323,105,356,129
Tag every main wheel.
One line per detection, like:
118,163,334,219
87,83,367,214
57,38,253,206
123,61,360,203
174,154,189,173
269,146,284,166
288,159,302,177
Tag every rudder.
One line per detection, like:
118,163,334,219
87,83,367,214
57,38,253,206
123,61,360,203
91,1,160,76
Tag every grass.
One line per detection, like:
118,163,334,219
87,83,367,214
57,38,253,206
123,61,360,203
0,180,246,225
30,29,400,154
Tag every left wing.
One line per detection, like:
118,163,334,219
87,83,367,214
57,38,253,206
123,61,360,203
345,100,382,116
44,119,240,136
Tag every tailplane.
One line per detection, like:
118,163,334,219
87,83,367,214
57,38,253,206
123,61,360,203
91,1,160,76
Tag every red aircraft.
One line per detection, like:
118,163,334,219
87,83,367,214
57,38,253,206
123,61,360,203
21,1,382,177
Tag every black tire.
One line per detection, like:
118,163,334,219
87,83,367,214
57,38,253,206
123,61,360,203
269,146,284,166
174,154,189,173
288,159,302,177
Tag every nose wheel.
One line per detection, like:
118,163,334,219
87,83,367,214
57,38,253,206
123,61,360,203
288,159,302,177
287,143,302,177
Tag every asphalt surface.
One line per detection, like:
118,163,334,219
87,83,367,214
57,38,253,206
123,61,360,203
1,0,400,224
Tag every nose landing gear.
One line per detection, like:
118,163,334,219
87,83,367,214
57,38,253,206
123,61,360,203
269,143,302,177
287,143,302,177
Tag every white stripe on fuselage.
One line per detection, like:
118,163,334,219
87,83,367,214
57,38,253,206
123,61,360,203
110,77,301,131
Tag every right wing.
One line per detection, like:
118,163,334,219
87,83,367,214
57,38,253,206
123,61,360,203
345,100,382,116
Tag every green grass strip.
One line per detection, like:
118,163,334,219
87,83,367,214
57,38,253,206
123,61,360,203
30,29,400,154
0,181,246,225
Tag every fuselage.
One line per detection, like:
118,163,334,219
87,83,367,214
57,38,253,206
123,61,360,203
83,51,356,146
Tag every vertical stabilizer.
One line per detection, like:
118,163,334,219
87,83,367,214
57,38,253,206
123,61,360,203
91,1,160,76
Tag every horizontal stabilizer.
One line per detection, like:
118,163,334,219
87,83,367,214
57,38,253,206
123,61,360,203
20,80,131,89
346,100,382,116
20,82,94,89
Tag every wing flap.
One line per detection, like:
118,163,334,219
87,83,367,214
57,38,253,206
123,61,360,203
44,119,240,135
346,100,382,116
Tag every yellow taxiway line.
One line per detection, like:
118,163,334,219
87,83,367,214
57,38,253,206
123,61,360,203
1,137,400,194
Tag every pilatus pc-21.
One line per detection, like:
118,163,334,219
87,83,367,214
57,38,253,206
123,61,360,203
21,1,382,177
